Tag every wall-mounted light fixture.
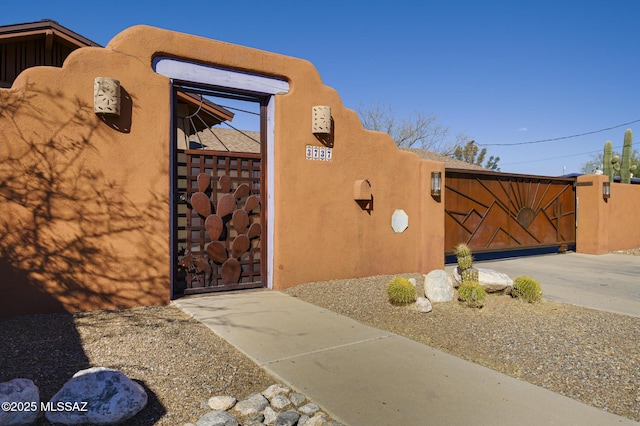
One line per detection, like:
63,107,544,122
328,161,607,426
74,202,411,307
312,106,331,134
431,171,442,199
603,181,611,200
94,77,121,116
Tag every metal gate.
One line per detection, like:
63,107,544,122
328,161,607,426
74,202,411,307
445,168,576,255
172,84,266,296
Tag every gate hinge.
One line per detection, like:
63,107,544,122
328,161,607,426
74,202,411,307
573,182,593,188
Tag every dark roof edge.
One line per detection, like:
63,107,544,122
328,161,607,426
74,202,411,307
0,19,101,47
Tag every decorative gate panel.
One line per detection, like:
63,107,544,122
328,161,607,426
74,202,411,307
176,150,263,294
445,169,576,254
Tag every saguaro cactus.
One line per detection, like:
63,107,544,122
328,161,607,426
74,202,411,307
604,140,614,183
621,129,632,183
620,129,637,184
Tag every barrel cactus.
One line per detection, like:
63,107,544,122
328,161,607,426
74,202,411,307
455,243,473,271
457,280,485,308
461,268,479,283
386,276,417,305
511,275,543,303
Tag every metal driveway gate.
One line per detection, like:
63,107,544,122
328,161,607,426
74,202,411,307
444,169,576,255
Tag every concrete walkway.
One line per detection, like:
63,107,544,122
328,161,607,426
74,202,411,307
173,253,639,426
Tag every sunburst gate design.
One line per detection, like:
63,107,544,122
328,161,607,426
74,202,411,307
444,171,576,253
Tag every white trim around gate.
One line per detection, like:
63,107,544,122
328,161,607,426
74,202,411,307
154,57,290,290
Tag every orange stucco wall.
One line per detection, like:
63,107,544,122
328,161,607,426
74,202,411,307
576,174,640,254
0,25,444,317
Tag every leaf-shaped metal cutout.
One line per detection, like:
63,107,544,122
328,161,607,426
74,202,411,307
205,214,224,241
231,235,250,258
221,258,241,284
232,210,249,234
190,192,211,217
233,183,250,199
247,222,261,239
244,195,260,212
217,193,236,218
206,241,228,264
219,175,231,193
197,173,211,193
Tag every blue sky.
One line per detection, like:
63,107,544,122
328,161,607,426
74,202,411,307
3,0,639,176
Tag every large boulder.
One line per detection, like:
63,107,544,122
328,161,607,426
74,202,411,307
0,378,39,426
45,367,147,425
424,269,454,302
452,267,513,293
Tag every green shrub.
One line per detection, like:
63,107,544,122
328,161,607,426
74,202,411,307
457,281,486,308
387,276,417,305
512,276,543,303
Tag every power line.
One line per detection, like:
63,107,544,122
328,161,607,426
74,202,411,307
478,118,640,147
500,145,626,166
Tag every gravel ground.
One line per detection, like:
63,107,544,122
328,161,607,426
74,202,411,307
0,306,276,425
1,250,638,425
284,260,640,423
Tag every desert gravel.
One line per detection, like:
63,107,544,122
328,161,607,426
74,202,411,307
284,265,640,423
0,306,275,425
2,250,638,425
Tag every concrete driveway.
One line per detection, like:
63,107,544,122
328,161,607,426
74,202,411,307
452,252,640,317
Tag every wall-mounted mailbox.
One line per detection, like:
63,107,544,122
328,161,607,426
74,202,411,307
354,179,372,201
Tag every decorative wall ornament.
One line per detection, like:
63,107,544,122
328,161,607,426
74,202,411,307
179,172,261,288
94,77,121,116
391,209,409,233
312,105,331,134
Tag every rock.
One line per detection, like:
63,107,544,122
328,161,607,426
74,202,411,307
244,413,265,426
208,395,236,411
452,267,513,293
0,378,39,426
298,402,320,415
263,384,291,400
290,393,307,407
299,414,311,425
263,406,278,424
424,269,453,302
275,409,300,426
270,394,291,410
415,297,433,313
45,367,147,425
195,410,239,426
233,393,269,416
304,413,330,426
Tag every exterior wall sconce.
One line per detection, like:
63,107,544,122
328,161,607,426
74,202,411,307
431,171,442,199
312,106,331,134
354,179,373,213
603,181,611,200
94,77,121,116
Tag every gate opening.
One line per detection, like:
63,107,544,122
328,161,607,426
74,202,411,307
172,84,267,296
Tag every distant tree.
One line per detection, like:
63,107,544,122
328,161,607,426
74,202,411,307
452,140,501,171
357,103,456,154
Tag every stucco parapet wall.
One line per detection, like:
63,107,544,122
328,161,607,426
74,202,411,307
106,25,311,91
104,25,443,167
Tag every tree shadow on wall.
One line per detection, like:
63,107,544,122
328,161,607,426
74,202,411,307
0,83,169,423
0,82,169,317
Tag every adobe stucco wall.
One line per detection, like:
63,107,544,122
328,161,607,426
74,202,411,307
576,174,640,254
0,25,444,317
